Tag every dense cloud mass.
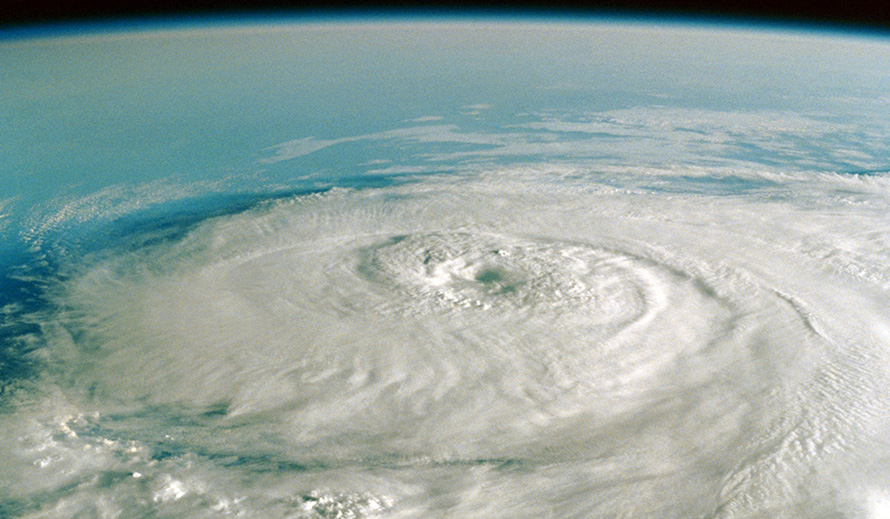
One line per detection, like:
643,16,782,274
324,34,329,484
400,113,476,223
2,21,890,518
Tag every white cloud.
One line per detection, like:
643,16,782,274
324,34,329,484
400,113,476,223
260,106,888,173
410,115,444,123
259,136,350,164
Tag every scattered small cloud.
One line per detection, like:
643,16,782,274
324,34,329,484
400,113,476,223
260,106,889,174
259,136,348,164
410,115,444,123
0,198,13,234
460,104,492,117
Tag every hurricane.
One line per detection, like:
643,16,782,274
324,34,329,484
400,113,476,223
2,20,890,518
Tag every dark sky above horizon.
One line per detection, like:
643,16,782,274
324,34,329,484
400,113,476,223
2,0,889,33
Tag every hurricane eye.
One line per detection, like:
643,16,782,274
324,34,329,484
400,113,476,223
474,267,505,285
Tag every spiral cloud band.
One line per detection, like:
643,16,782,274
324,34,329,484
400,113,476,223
1,166,884,517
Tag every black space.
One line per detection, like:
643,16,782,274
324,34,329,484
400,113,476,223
1,0,888,33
